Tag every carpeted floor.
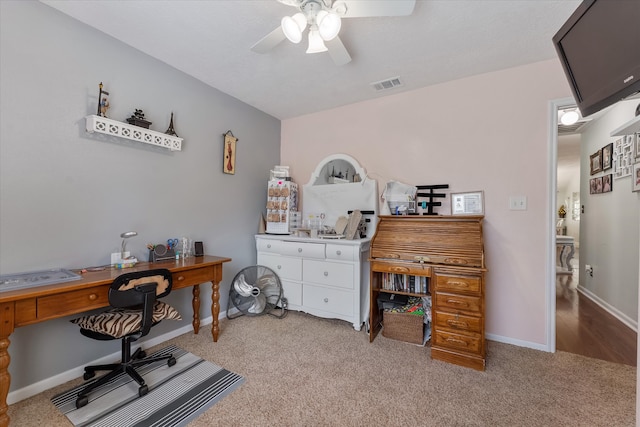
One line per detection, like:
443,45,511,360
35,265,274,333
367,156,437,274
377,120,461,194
9,311,637,426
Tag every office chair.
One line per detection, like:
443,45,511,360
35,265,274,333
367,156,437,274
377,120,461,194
70,268,181,409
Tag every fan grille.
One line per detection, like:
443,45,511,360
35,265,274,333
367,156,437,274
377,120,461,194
227,265,286,319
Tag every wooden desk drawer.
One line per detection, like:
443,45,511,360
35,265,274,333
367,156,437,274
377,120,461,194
434,274,481,295
38,287,109,320
434,292,482,314
433,310,482,334
371,260,432,277
433,329,482,354
172,266,213,289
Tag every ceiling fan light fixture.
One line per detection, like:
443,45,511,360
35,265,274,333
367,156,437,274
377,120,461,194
306,29,328,53
282,14,306,43
316,10,341,41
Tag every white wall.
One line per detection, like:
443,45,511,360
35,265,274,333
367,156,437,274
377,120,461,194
282,59,575,348
0,1,280,392
578,100,640,326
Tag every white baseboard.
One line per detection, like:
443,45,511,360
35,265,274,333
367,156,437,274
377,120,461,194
485,333,550,352
7,314,215,405
576,286,638,332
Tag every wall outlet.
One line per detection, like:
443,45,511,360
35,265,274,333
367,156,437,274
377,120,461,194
111,251,130,264
585,264,593,277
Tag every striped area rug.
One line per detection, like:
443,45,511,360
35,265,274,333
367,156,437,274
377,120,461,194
51,345,244,427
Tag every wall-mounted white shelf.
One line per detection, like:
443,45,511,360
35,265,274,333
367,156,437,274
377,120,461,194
85,115,183,151
610,114,640,137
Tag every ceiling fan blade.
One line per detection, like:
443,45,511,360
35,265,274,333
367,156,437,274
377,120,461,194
334,0,416,18
251,26,286,53
326,36,351,66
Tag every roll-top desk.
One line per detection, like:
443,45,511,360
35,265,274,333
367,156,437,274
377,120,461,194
369,215,487,370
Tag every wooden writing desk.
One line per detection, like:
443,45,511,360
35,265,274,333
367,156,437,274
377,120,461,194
0,255,231,427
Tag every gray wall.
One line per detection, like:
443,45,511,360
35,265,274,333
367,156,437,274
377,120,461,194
0,1,280,391
579,100,640,324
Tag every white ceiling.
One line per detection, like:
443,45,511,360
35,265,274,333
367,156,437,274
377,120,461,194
40,0,582,120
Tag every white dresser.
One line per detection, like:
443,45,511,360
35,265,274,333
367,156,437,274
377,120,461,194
255,234,371,331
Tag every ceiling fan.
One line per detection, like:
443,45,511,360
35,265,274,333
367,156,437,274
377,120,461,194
251,0,416,66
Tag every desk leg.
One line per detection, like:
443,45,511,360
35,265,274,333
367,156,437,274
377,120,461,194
211,280,220,342
0,302,15,427
192,284,200,334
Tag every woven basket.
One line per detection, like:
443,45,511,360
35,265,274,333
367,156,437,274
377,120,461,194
382,310,424,344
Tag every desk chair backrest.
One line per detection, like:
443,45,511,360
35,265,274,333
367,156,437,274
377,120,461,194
108,269,173,338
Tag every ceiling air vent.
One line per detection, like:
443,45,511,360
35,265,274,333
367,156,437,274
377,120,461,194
371,76,403,92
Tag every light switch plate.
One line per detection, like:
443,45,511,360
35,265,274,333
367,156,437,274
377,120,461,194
509,196,527,210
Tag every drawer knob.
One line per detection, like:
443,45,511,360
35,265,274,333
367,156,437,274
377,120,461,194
177,275,185,281
88,293,97,301
267,244,272,248
336,250,341,255
324,298,329,303
298,248,302,253
324,271,329,277
277,265,282,270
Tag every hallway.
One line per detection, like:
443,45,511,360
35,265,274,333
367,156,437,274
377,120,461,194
556,272,637,366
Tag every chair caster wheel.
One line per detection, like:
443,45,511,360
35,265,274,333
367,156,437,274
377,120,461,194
137,350,147,359
168,357,176,367
83,371,95,381
76,396,88,409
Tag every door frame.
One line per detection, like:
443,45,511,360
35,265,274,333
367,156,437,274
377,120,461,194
547,97,577,353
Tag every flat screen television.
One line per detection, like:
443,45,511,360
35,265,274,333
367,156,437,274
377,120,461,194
552,0,640,117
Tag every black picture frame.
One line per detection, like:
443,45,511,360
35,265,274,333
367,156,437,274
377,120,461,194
590,150,602,175
602,143,613,171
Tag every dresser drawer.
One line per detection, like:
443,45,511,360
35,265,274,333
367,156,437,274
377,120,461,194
433,329,482,354
433,310,482,334
258,253,302,281
303,284,354,317
281,279,302,307
256,238,282,254
434,274,481,295
434,292,482,315
38,286,109,320
371,260,432,276
325,244,356,262
281,241,325,259
303,259,354,289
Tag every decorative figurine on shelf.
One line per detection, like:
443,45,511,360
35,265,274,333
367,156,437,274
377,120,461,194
558,205,567,218
97,82,110,118
165,112,179,137
126,109,152,129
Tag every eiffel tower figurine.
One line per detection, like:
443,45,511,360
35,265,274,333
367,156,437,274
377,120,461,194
165,112,178,137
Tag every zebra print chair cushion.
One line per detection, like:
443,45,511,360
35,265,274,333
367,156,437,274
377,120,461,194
71,301,181,339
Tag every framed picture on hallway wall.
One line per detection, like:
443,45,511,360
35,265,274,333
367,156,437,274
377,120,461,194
602,174,612,193
633,163,640,193
590,150,602,175
602,143,613,170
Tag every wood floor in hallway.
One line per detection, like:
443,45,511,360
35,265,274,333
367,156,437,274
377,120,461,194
556,274,637,367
